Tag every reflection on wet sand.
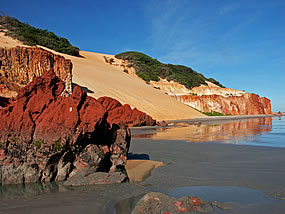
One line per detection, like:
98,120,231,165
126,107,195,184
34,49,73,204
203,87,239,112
132,117,272,143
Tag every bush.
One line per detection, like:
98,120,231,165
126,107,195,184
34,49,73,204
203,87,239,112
115,51,224,89
0,15,80,56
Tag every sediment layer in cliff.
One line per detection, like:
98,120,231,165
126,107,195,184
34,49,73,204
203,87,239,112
176,93,271,115
0,46,72,97
149,78,271,115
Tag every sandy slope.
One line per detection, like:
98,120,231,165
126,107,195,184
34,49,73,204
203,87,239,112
0,34,205,120
0,32,29,48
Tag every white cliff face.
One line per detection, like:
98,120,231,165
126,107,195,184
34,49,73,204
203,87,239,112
150,79,193,96
191,84,246,97
149,79,246,97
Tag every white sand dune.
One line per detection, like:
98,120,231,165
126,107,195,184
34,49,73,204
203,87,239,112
0,34,205,121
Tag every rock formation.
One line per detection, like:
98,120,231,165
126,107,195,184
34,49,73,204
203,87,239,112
0,69,130,185
98,96,156,127
132,192,232,214
177,93,271,115
149,78,271,115
0,46,72,97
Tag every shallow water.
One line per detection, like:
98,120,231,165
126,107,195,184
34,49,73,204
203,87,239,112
114,186,278,214
132,116,285,148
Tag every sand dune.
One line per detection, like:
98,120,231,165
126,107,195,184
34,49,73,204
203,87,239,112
0,34,205,121
0,32,29,48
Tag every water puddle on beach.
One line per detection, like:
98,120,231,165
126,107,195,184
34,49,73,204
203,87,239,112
114,186,276,214
131,116,285,148
0,182,73,200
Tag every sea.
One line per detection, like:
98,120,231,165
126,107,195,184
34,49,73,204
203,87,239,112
131,115,285,148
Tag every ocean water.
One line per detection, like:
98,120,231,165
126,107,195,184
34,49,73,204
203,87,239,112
132,116,285,148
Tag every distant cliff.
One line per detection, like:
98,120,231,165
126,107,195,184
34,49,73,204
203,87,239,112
176,93,271,115
0,46,72,97
150,78,271,115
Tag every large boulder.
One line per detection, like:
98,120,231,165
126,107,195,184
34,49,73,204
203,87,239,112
98,96,156,127
132,192,233,214
0,69,130,185
132,192,214,214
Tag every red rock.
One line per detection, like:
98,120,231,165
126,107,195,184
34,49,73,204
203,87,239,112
176,93,272,115
0,69,130,185
98,96,156,127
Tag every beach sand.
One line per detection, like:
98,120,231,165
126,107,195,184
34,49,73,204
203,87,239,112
125,160,163,182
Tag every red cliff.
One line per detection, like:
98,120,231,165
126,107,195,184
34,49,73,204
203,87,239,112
176,93,272,115
0,46,72,97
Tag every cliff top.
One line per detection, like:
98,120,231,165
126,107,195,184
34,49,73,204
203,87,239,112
0,15,79,56
115,51,224,89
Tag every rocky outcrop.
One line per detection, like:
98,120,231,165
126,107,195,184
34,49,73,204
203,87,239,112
0,69,130,185
0,46,72,97
176,93,272,115
132,192,232,214
98,96,156,127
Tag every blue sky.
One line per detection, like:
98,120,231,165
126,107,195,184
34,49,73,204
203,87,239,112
2,0,285,112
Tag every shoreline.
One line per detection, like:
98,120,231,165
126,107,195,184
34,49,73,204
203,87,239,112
168,114,278,124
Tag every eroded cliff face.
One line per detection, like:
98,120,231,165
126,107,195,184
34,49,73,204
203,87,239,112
0,46,72,97
176,93,271,115
149,78,271,115
150,79,246,97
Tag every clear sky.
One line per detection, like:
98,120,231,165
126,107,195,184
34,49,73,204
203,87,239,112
2,0,285,112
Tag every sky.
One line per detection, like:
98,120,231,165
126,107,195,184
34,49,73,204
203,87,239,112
2,0,285,112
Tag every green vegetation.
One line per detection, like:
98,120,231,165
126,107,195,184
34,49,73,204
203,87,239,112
53,140,65,152
203,111,232,116
0,142,4,148
0,15,79,56
34,139,43,149
115,51,224,89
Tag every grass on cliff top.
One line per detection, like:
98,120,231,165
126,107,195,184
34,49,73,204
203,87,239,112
0,15,80,56
115,51,224,89
203,111,232,116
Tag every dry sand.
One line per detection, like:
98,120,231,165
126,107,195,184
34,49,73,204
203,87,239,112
0,32,29,48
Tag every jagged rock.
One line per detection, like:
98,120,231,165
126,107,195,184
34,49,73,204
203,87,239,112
0,46,72,97
0,69,131,185
98,96,156,127
132,192,214,214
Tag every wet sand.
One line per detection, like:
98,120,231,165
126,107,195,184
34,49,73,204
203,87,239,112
1,139,285,213
126,160,163,182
